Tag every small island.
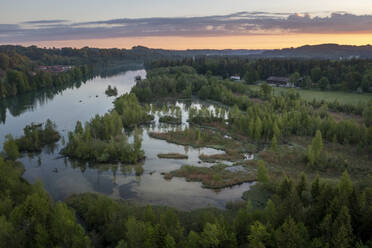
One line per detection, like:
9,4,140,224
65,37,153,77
163,164,256,189
157,153,188,159
15,119,60,152
105,85,118,96
159,115,182,125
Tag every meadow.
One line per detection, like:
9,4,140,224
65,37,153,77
248,85,372,104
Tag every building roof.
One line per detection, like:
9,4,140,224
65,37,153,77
267,76,289,83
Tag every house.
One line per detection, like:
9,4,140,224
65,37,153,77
38,65,73,73
266,76,294,87
230,76,241,81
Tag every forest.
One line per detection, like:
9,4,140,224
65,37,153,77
0,45,174,99
1,151,371,248
1,49,372,248
147,57,372,92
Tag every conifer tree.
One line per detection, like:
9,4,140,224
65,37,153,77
257,160,269,184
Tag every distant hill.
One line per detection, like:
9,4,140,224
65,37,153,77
259,44,372,59
132,44,372,59
1,44,372,61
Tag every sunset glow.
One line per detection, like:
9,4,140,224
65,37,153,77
17,33,372,50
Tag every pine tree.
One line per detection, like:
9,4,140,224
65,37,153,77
271,135,278,151
200,223,220,248
339,171,353,200
255,117,262,141
186,231,200,248
257,160,269,184
331,206,353,248
275,217,307,248
247,221,270,248
3,134,19,160
296,173,307,199
307,130,323,166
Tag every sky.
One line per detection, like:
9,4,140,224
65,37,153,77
1,0,372,49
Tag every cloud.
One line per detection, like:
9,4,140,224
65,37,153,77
22,19,69,25
1,12,372,43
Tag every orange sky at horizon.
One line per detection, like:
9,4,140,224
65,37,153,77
15,33,372,50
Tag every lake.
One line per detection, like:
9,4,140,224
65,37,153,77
0,69,254,210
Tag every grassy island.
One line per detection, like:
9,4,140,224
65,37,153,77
157,153,188,159
163,164,256,189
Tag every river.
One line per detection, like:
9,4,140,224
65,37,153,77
0,69,254,210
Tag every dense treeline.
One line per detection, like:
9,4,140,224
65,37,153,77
132,66,372,152
0,45,160,99
0,156,91,247
147,57,372,92
66,172,372,248
2,145,372,248
0,54,93,99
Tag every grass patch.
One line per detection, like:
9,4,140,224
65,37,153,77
149,128,250,153
157,153,188,159
159,115,182,125
163,164,256,189
199,152,244,162
247,85,372,104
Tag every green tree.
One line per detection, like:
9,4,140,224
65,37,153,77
311,67,322,82
3,134,19,160
247,221,270,248
289,72,300,86
319,77,330,91
362,101,372,126
361,71,372,92
307,130,323,166
339,171,353,200
244,70,259,84
0,216,15,247
116,240,128,248
200,223,220,248
186,231,201,248
331,206,353,248
257,160,269,184
275,217,308,248
271,135,278,151
260,83,272,99
254,117,263,141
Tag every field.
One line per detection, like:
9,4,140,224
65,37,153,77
248,85,372,104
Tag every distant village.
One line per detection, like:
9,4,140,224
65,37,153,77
38,65,74,73
230,75,296,88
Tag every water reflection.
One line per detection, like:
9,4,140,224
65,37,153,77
1,68,254,210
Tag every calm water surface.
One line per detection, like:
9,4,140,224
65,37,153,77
0,69,254,210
